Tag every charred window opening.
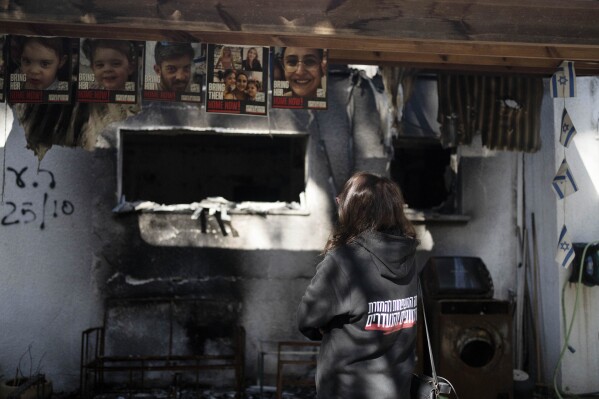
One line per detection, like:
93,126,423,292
390,138,457,213
389,73,460,215
119,131,308,205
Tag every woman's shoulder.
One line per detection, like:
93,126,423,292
321,244,367,281
326,241,364,262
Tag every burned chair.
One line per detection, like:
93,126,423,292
275,341,320,399
80,297,245,398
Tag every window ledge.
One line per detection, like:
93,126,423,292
112,198,310,216
405,209,470,224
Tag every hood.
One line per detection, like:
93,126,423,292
355,230,417,282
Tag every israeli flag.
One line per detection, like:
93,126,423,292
552,158,578,199
555,225,575,268
560,108,577,147
550,61,576,98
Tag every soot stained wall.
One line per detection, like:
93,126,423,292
0,68,525,392
90,69,371,385
102,213,322,300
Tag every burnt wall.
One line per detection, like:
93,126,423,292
88,68,384,386
0,67,524,392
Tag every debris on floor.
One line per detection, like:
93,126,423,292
67,386,317,399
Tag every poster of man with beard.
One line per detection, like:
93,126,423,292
143,41,205,103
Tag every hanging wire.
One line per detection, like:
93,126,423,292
562,97,566,223
553,241,599,399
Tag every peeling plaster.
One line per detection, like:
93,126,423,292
124,275,158,286
0,105,14,147
118,274,240,286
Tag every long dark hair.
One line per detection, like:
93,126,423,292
324,172,416,253
245,47,260,69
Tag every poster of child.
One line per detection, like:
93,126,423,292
7,35,73,104
272,46,328,110
143,41,205,103
206,44,268,116
77,38,143,104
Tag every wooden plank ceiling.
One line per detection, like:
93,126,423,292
1,0,599,76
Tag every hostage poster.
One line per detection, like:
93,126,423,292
272,47,328,110
143,41,206,103
206,44,268,116
7,35,75,104
77,38,143,104
0,35,6,102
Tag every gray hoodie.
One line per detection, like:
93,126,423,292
297,230,418,399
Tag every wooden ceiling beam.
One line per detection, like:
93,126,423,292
4,20,598,61
1,0,599,76
2,0,598,44
330,50,599,75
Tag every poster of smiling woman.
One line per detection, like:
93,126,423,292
7,35,74,104
143,41,206,103
206,44,269,116
272,47,328,110
77,38,143,104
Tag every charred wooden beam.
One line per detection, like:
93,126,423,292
1,0,599,75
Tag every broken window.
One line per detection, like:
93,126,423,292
390,138,458,213
390,74,461,215
118,130,308,210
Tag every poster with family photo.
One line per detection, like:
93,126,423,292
143,41,206,103
6,35,74,104
77,38,143,104
206,44,268,116
272,47,328,110
0,35,6,103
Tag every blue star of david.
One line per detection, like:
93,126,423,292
562,123,570,132
560,242,570,251
558,76,568,86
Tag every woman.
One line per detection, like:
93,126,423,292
215,46,234,70
297,172,419,399
224,70,248,100
220,69,236,99
241,47,262,71
281,47,326,98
